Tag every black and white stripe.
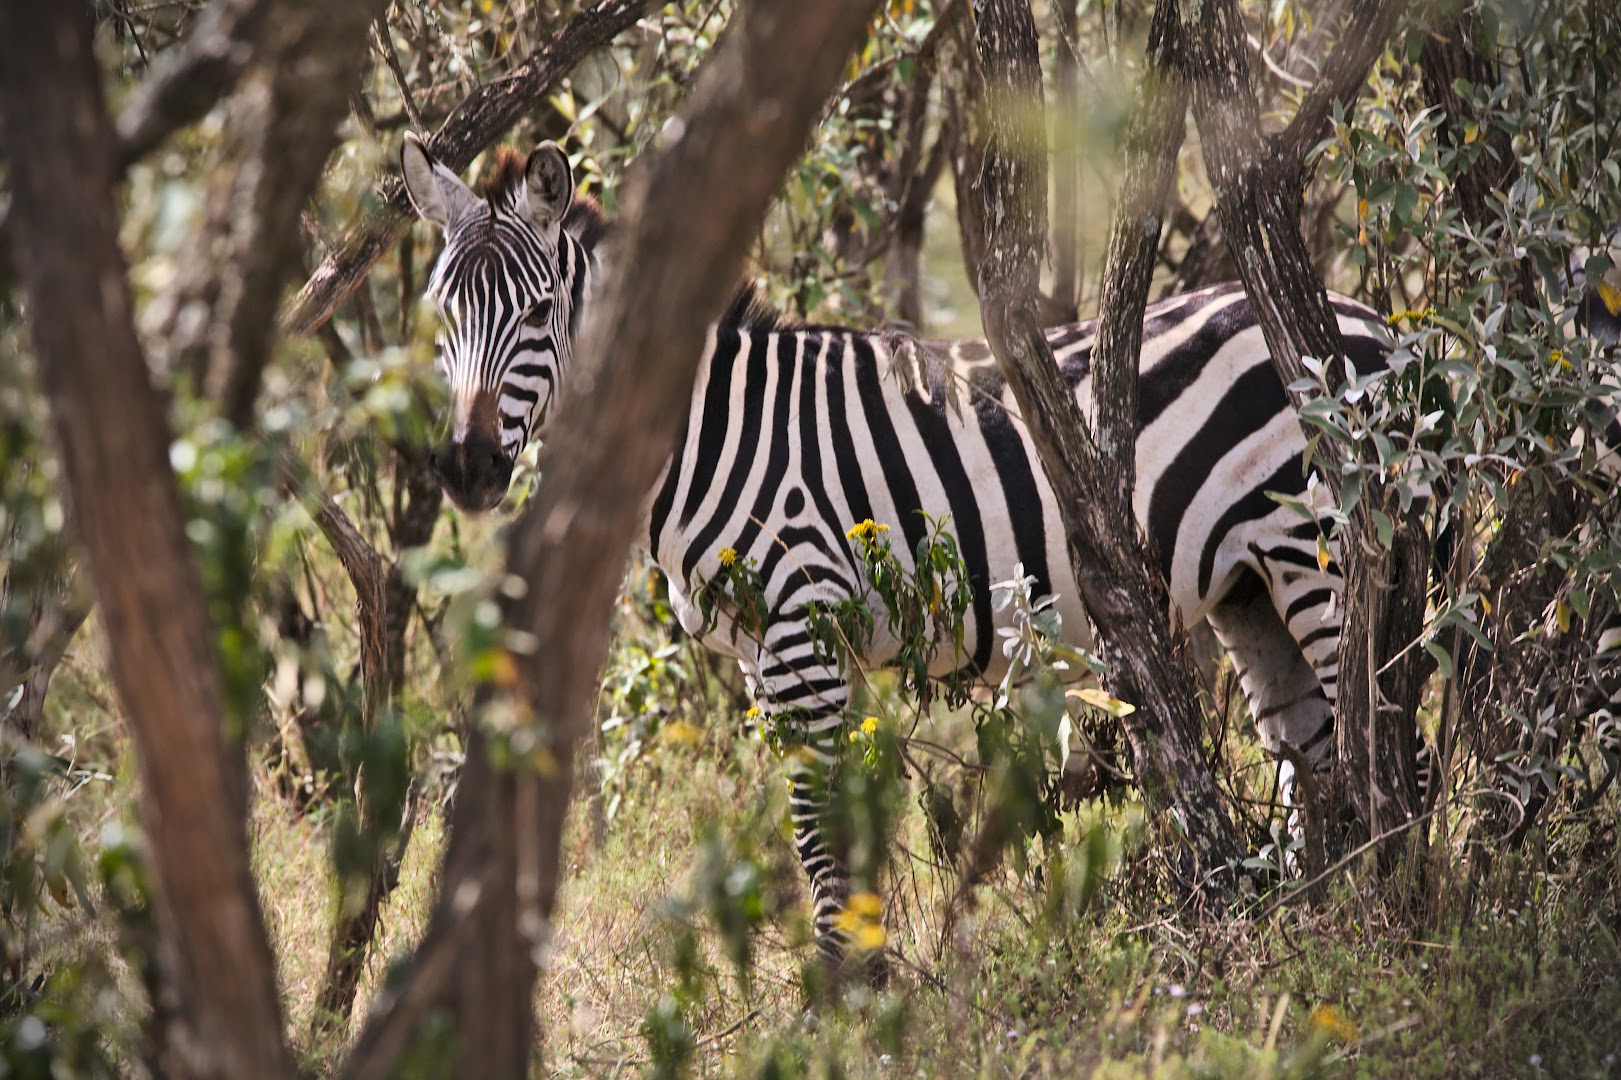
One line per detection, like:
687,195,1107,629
404,141,1394,965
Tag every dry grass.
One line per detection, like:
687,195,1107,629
20,634,1621,1078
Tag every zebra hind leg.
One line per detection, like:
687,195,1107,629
1206,575,1337,863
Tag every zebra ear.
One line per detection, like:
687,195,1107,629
401,132,475,232
524,141,573,236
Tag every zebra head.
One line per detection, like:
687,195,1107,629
401,134,595,512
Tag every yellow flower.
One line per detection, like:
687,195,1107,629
848,891,882,918
661,721,703,746
1599,279,1621,316
1308,1004,1359,1043
745,705,761,720
1549,349,1572,372
854,923,887,950
834,892,887,953
717,547,738,567
861,716,879,735
845,519,891,541
1387,306,1437,325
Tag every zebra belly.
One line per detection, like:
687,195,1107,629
643,284,1385,693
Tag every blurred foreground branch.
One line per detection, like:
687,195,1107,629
340,1,881,1074
0,4,294,1076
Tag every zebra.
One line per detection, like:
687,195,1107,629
400,134,1396,966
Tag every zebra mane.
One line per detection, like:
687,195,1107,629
719,283,795,332
477,147,529,206
476,147,793,334
561,194,608,251
476,147,610,252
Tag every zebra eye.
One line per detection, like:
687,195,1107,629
523,298,555,329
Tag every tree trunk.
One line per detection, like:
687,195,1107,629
969,0,1246,901
340,3,883,1074
0,5,293,1077
1178,0,1423,869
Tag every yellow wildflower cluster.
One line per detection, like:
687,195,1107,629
1387,306,1438,325
845,519,891,541
834,891,887,952
717,546,738,568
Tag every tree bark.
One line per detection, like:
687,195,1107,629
1088,0,1188,502
1417,7,1516,239
0,4,293,1077
283,0,655,338
1179,0,1422,863
969,0,1245,900
340,2,882,1074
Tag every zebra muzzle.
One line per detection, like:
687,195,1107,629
431,434,514,513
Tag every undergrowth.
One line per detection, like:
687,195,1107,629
10,622,1621,1078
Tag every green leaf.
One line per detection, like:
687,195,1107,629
1424,639,1454,679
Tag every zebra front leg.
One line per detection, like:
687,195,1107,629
752,637,887,983
781,713,852,966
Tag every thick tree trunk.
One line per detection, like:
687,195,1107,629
969,0,1245,901
0,5,293,1077
1179,0,1422,866
340,3,883,1074
1418,8,1516,239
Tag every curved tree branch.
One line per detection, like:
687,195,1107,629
282,0,654,338
113,0,268,169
